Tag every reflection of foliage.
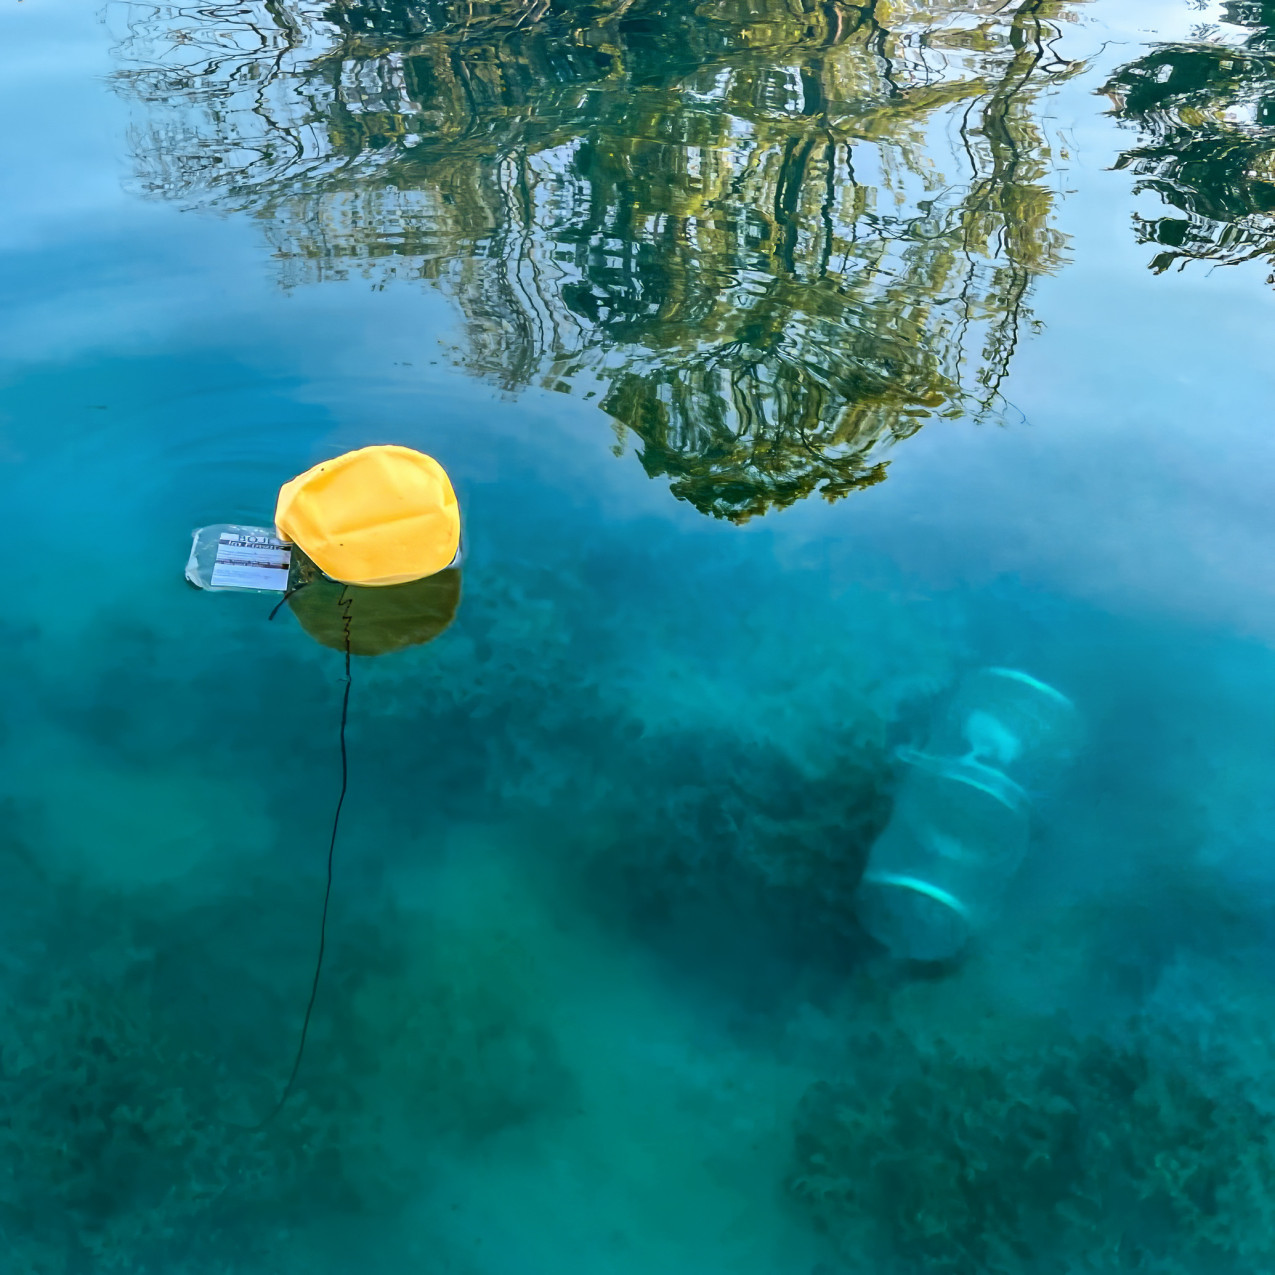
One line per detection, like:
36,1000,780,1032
1106,0,1275,276
112,0,1079,519
790,1022,1275,1275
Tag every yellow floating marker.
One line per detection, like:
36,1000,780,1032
275,444,460,587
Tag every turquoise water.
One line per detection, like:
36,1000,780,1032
4,0,1275,1270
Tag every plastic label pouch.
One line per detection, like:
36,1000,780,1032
186,524,292,593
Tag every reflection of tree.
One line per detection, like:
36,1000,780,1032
1106,0,1275,277
114,0,1078,519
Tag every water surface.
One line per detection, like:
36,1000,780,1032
2,0,1275,1271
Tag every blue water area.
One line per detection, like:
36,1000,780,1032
3,0,1275,1270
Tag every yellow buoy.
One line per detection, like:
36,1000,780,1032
275,444,460,586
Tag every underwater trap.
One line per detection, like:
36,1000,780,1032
854,667,1081,963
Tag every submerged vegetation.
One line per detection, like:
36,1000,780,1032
0,845,578,1273
790,1018,1275,1275
4,1,1272,1271
1106,0,1275,277
5,464,1275,1270
0,855,365,1273
0,973,345,1274
112,0,1080,518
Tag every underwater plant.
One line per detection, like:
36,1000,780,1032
789,1021,1275,1275
0,831,578,1273
0,973,358,1274
361,559,946,988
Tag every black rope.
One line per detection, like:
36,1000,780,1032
268,577,312,620
239,585,352,1131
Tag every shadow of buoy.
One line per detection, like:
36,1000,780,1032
287,554,461,656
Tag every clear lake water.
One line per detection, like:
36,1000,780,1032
3,0,1275,1269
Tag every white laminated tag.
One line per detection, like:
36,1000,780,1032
209,531,291,591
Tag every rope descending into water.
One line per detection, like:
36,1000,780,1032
245,585,353,1131
267,578,312,620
